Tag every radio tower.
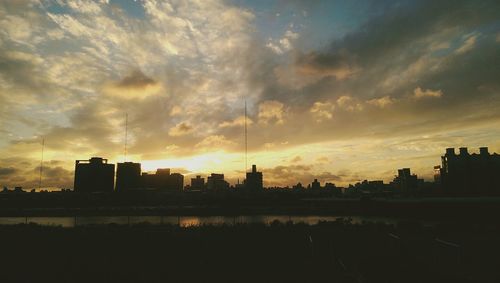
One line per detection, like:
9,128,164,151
38,138,44,190
124,113,128,162
244,100,248,173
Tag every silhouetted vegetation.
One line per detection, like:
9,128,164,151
1,219,499,282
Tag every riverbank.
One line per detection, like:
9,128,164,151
1,195,500,220
0,220,498,282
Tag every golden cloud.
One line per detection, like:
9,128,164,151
413,87,443,99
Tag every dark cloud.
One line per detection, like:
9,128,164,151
115,70,157,89
294,50,355,75
0,167,17,176
0,157,72,189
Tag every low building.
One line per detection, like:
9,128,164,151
141,168,184,191
207,173,229,191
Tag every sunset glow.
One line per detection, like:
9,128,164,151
0,0,499,189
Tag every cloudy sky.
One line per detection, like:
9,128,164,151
0,0,499,189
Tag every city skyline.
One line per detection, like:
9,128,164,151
1,0,500,189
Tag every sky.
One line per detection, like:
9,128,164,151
0,0,499,189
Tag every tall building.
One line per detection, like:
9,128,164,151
74,157,115,192
441,147,500,196
169,173,184,191
116,162,141,192
190,175,205,190
207,173,229,191
245,165,263,191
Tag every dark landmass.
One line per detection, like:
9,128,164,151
1,191,500,220
1,219,499,283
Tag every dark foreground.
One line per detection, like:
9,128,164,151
1,220,499,283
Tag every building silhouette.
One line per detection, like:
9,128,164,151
392,168,422,195
190,175,205,190
440,147,500,196
170,173,184,191
311,179,321,190
245,165,263,191
116,162,141,192
74,157,115,192
207,173,229,191
141,168,184,191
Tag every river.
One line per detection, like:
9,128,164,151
0,215,432,227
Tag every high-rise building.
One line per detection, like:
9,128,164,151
74,157,115,192
441,147,500,196
245,165,263,191
169,173,184,191
191,175,205,190
116,162,141,192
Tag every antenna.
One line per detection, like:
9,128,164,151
39,138,44,190
124,113,128,162
245,100,248,172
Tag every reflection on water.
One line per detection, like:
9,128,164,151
0,215,410,228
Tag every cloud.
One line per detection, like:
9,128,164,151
103,70,163,99
219,116,253,128
413,87,443,99
66,0,102,15
454,33,479,54
195,135,236,150
296,51,356,77
367,96,395,108
1,0,500,188
310,101,334,121
266,29,300,54
316,156,329,163
169,122,194,137
115,70,157,89
0,167,17,176
336,96,363,111
258,100,285,125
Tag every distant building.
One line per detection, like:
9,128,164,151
311,179,321,190
433,165,442,184
116,162,141,192
207,173,229,191
155,168,171,190
293,182,304,191
169,173,184,191
140,168,184,191
190,175,205,190
392,168,422,195
74,157,115,192
441,147,500,196
245,165,263,191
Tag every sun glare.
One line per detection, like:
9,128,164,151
141,151,242,174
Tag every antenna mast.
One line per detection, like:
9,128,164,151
39,138,44,190
245,101,248,172
124,113,128,162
